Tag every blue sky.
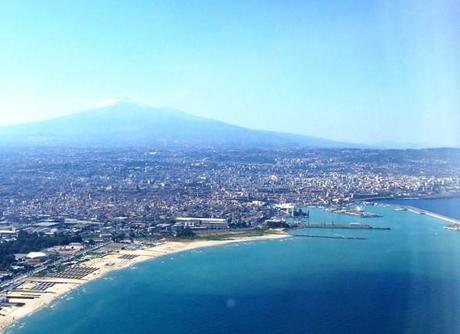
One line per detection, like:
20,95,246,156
0,0,459,147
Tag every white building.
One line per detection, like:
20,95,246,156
0,227,18,238
26,252,47,260
175,217,229,230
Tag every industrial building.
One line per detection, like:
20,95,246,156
175,217,229,230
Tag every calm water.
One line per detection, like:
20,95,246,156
380,197,460,220
8,205,460,334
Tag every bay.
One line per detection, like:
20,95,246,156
8,205,460,334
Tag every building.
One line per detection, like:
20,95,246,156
25,252,48,267
25,252,47,260
55,242,85,255
0,227,18,238
175,217,229,230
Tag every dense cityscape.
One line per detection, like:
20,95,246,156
0,146,459,328
0,147,459,233
1,147,459,225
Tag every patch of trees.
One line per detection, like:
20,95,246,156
266,220,290,228
175,227,196,239
229,221,250,228
112,232,127,242
293,208,309,218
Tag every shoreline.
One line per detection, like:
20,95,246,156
1,231,289,333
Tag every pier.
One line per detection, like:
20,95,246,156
291,234,367,240
298,223,390,231
402,206,460,225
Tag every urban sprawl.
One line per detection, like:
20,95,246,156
0,147,459,305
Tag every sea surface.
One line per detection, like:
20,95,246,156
380,196,460,220
8,204,460,334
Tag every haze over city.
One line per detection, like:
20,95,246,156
1,0,459,147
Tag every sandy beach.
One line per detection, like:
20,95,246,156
0,231,288,333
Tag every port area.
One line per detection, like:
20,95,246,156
326,207,383,218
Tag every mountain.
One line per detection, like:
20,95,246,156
0,102,357,149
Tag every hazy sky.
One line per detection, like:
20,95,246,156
1,0,459,147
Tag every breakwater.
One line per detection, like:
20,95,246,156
299,223,390,230
291,234,367,240
403,205,460,225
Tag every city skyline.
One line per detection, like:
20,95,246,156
1,0,459,147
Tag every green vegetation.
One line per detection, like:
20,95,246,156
229,221,250,228
0,231,82,270
266,220,290,228
174,227,196,239
112,232,128,242
293,208,309,217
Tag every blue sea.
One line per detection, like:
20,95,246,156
8,204,460,334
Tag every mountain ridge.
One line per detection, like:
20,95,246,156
0,102,358,149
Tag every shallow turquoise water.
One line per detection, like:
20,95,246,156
8,205,460,334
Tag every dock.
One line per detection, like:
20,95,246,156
403,206,460,225
291,234,367,240
298,223,390,230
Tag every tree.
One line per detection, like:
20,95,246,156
175,227,196,239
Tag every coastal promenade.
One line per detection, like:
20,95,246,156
0,231,288,333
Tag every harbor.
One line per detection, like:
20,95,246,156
5,205,460,334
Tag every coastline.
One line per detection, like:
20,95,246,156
1,231,289,333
